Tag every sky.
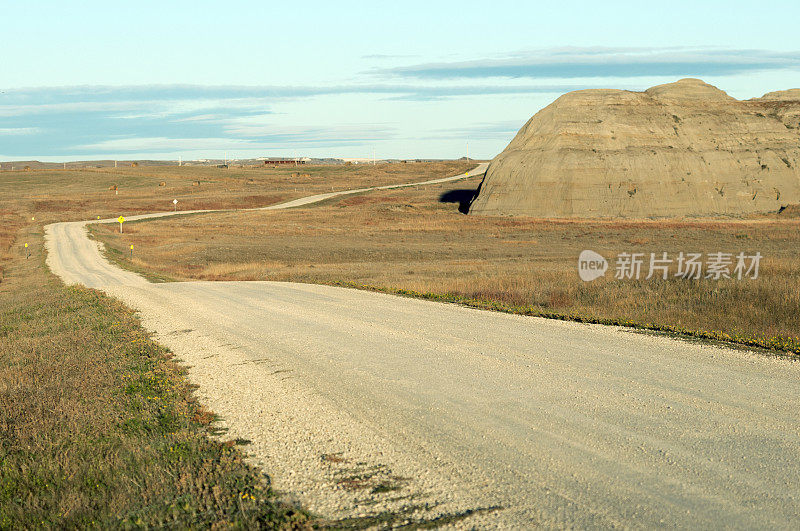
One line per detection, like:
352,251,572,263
2,1,800,161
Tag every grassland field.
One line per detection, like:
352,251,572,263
87,164,800,356
2,162,478,527
2,160,799,525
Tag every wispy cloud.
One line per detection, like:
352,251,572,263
382,47,800,79
0,83,585,110
0,127,39,135
9,45,791,158
361,53,420,60
426,120,525,141
0,83,584,156
75,125,397,154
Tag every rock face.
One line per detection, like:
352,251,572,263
469,79,800,218
753,89,800,132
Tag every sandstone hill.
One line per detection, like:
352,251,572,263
469,79,800,218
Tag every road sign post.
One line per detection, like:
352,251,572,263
118,216,125,233
24,242,28,259
130,244,134,260
173,199,178,211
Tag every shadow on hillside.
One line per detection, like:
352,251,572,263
777,204,800,217
439,189,478,214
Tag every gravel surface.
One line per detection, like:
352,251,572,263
44,166,800,528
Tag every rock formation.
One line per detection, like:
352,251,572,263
469,79,800,218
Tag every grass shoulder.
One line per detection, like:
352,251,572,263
0,227,310,528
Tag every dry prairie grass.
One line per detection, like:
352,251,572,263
0,161,472,226
0,161,471,526
93,176,800,354
0,211,23,282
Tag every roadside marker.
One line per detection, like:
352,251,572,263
173,198,178,211
97,215,100,220
130,244,134,259
118,215,125,233
24,242,29,259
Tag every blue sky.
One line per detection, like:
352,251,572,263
2,1,800,161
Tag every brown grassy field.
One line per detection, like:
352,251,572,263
0,161,472,222
92,175,800,354
0,161,470,278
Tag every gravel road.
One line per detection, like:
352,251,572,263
44,165,800,528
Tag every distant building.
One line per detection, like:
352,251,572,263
263,158,304,166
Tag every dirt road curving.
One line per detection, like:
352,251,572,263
44,165,800,528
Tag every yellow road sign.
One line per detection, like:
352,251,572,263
24,243,28,248
118,216,125,223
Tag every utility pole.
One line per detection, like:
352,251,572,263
372,148,376,166
466,141,470,162
224,152,227,166
178,155,182,167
